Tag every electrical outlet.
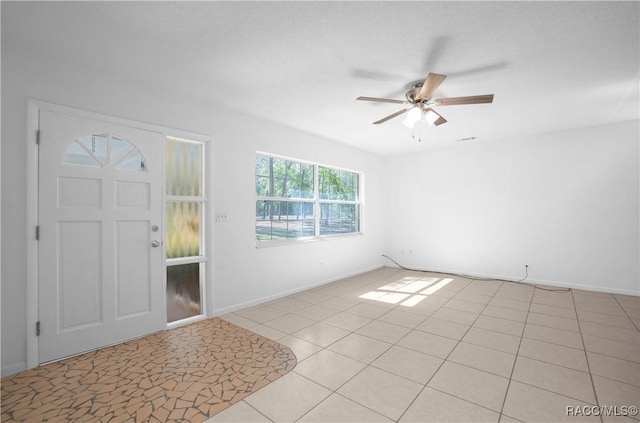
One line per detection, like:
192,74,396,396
216,212,228,222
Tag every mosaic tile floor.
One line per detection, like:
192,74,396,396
1,317,297,422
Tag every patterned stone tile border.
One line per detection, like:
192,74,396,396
1,317,297,422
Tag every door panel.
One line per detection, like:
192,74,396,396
59,177,102,208
116,181,150,209
58,221,103,331
39,110,164,363
115,221,152,318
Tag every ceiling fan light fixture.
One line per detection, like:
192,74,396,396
425,109,440,126
357,72,494,128
402,106,422,128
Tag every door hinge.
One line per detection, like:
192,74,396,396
36,130,40,145
36,226,40,240
36,321,41,336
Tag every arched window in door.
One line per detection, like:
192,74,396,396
62,133,147,172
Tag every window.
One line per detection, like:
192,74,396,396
256,153,361,243
62,133,146,171
165,137,206,323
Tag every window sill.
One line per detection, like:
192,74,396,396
255,232,364,249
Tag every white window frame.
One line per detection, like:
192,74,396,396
255,152,363,246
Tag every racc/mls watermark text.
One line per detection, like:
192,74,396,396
567,406,638,417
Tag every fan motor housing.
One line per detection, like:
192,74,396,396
405,83,425,104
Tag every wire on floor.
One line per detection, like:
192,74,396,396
381,254,571,292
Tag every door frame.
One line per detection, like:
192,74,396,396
26,100,213,369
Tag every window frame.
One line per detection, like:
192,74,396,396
255,152,363,246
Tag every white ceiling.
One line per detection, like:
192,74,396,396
3,1,639,155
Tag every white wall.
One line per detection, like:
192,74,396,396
212,117,387,313
1,44,386,375
385,121,639,294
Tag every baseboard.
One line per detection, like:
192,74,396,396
525,277,640,297
384,264,640,297
2,361,27,378
213,263,384,316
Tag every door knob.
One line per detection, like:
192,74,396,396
151,240,161,247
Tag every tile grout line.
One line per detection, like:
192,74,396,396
387,273,479,422
292,272,413,422
496,282,536,422
4,317,297,423
292,372,392,423
295,271,471,422
241,400,277,423
611,295,640,333
395,277,509,422
221,270,637,423
288,279,411,421
293,274,445,422
574,309,640,330
571,289,604,423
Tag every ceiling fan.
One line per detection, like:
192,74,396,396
357,72,494,128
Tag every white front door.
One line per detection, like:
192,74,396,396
38,110,164,363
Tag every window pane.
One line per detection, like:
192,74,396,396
78,134,108,164
167,139,202,196
62,134,146,171
320,203,360,235
255,155,313,198
319,167,358,201
115,150,146,172
62,142,101,167
166,202,201,258
110,135,134,163
167,263,201,323
256,201,314,241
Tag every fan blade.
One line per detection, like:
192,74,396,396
373,108,409,124
357,96,408,105
434,94,494,106
424,108,448,126
416,72,447,101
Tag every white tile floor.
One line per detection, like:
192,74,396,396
209,267,640,423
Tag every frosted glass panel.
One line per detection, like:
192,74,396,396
164,137,205,324
166,139,202,196
166,202,200,259
167,263,201,323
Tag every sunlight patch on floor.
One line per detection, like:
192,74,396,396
359,277,452,307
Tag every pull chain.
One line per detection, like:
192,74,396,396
411,124,423,143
